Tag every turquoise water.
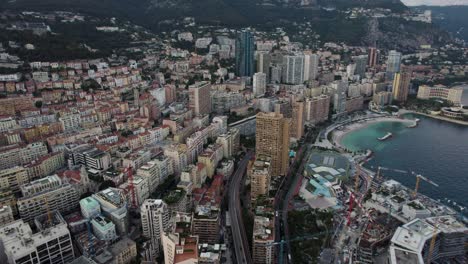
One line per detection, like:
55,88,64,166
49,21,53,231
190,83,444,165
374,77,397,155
340,115,468,210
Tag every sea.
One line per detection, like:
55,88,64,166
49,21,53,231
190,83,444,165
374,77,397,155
340,92,468,214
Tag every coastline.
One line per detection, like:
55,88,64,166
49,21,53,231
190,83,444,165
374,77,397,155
399,109,468,126
332,117,413,149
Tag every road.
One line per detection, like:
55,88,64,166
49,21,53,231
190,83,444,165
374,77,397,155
274,140,311,263
228,151,253,264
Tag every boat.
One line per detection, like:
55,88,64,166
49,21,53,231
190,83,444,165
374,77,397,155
377,132,392,141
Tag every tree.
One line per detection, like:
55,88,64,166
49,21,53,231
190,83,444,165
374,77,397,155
34,101,43,108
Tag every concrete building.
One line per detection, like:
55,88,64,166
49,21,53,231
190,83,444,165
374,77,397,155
162,213,199,264
93,188,128,235
0,166,29,194
256,52,270,81
189,81,212,116
368,47,378,68
108,237,137,264
235,30,255,77
389,216,467,264
91,215,117,241
17,176,79,223
282,55,305,85
140,199,170,260
373,91,393,107
252,215,275,264
215,128,240,159
386,50,402,80
80,196,101,219
304,52,319,81
249,155,272,202
353,55,368,78
255,112,290,176
417,85,463,106
333,81,348,114
68,144,111,172
137,156,173,193
290,100,305,140
305,95,330,125
192,204,220,244
392,72,411,103
253,72,267,97
0,212,74,264
0,205,14,227
345,96,364,113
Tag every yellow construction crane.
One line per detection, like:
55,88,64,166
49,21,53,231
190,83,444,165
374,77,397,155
412,174,439,199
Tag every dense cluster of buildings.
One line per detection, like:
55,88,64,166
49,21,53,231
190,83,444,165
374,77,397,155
0,8,466,263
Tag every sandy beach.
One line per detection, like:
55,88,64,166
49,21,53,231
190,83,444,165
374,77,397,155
331,117,414,148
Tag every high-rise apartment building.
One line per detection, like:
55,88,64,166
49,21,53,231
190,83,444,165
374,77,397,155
253,72,267,97
188,81,212,115
333,81,348,114
368,47,378,68
392,72,411,103
290,100,305,140
304,52,319,81
0,166,29,194
305,95,330,125
386,50,402,80
162,213,199,264
282,55,305,84
255,112,290,176
257,52,271,81
353,55,368,78
235,31,255,77
141,199,170,260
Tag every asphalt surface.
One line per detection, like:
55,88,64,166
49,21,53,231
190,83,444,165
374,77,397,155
228,151,253,264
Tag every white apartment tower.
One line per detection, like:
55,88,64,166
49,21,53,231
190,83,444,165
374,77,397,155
141,199,171,261
253,72,267,97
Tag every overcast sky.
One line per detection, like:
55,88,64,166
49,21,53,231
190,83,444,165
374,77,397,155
401,0,468,6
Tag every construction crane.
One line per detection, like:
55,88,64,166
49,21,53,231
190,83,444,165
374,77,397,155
267,230,334,264
413,174,439,199
124,165,138,208
368,166,439,199
426,225,439,264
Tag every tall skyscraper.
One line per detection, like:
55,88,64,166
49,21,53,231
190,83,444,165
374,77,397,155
386,50,402,80
368,47,378,68
333,80,348,114
257,52,271,81
188,81,211,115
392,72,411,103
304,52,319,81
253,72,267,97
353,55,368,78
141,199,170,260
235,31,255,77
255,112,290,176
282,55,305,84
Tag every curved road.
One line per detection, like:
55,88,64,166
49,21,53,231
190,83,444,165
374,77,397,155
229,151,253,264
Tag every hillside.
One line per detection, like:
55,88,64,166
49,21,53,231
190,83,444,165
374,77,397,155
411,5,468,41
0,0,452,50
